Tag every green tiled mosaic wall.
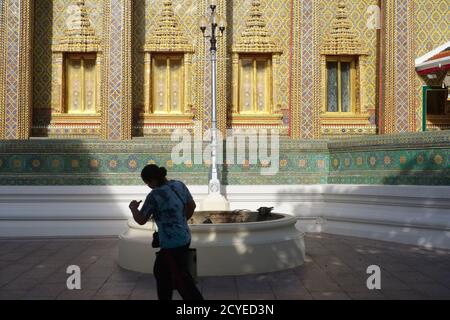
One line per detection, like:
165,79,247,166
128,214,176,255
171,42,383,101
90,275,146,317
0,132,448,186
327,132,450,185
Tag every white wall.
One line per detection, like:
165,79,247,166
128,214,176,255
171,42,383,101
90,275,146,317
0,185,449,249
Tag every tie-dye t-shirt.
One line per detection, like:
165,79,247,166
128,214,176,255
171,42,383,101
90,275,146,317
140,180,193,249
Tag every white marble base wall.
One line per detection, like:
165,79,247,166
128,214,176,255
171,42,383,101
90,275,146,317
0,185,449,249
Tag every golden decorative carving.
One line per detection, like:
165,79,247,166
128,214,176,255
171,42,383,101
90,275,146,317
0,0,7,139
20,0,34,140
0,0,34,139
52,0,101,53
122,0,133,140
320,1,368,56
382,0,395,134
382,0,416,133
144,0,194,53
232,0,281,54
217,0,227,135
289,0,301,139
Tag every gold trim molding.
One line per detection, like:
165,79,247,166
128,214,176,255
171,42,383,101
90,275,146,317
1,0,34,139
0,0,7,139
382,0,416,134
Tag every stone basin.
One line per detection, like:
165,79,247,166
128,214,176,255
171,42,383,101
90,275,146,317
118,211,305,276
189,210,285,224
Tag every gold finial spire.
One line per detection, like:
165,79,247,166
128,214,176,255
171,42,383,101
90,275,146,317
54,0,100,52
321,0,368,55
144,0,193,52
233,0,281,53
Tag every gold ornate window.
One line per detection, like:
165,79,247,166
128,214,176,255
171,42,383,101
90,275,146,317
319,1,373,136
325,57,356,114
65,53,98,114
151,54,184,114
238,55,272,114
231,0,283,125
142,1,194,124
50,0,102,137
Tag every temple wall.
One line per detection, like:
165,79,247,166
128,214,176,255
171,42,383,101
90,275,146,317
130,0,292,136
0,131,448,186
414,0,450,130
33,0,104,129
0,0,34,139
0,0,448,140
0,0,4,139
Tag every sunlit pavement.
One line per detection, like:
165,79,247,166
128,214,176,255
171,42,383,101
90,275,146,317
1,233,450,300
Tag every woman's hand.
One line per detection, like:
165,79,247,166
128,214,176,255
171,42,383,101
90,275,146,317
129,200,142,211
129,200,148,226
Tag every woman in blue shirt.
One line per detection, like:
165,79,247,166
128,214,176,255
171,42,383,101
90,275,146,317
129,164,203,300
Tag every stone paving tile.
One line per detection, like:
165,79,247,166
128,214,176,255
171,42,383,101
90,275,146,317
1,276,42,291
20,265,60,279
390,271,438,285
311,291,351,300
108,269,143,283
204,292,239,300
93,294,131,300
201,276,237,291
0,243,23,255
57,289,98,300
82,265,118,278
129,288,158,300
238,292,276,300
301,271,342,293
381,290,425,300
23,283,66,299
327,272,369,293
96,281,137,297
79,277,109,291
271,281,312,300
346,291,386,300
407,283,450,300
2,234,450,300
0,290,27,300
379,262,415,272
235,275,272,293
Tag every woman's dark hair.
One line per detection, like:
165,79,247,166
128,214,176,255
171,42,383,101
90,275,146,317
141,164,167,184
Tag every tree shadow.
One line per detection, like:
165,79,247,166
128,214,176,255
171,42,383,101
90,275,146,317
274,132,450,250
131,0,146,138
31,0,53,136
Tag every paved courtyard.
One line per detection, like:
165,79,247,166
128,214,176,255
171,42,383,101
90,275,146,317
1,233,450,300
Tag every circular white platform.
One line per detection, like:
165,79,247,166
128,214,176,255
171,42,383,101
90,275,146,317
118,213,305,276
